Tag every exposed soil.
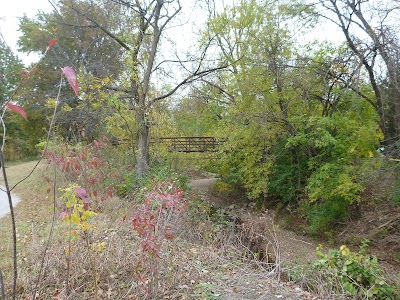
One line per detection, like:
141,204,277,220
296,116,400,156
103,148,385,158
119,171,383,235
1,162,398,299
187,170,400,289
188,174,319,267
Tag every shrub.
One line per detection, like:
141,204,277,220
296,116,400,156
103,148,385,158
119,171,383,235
131,178,187,298
45,137,115,206
314,241,399,299
304,196,349,236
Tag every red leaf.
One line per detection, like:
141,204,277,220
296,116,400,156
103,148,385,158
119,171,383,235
5,102,27,120
59,212,67,220
165,233,174,240
47,39,58,49
62,66,79,95
75,187,90,204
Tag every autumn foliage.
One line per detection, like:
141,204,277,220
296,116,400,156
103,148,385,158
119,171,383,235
44,137,114,205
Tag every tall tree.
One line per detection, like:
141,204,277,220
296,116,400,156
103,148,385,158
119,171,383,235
318,0,400,146
0,38,33,158
201,0,316,198
55,0,225,176
17,1,126,142
0,38,23,102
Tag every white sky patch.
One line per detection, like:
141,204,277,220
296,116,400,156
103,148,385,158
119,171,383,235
0,0,346,66
0,0,53,64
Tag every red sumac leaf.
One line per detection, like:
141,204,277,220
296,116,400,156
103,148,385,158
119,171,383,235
62,66,79,95
75,187,90,204
5,102,27,120
47,39,59,49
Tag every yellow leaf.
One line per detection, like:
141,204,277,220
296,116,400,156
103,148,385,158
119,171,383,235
71,212,80,224
340,245,350,256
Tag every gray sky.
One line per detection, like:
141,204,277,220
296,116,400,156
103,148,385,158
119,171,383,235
0,0,53,64
0,0,345,66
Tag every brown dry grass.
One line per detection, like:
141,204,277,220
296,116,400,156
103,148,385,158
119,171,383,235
0,161,319,300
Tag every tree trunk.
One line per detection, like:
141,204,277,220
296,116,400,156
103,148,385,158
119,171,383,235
135,109,150,177
347,1,400,142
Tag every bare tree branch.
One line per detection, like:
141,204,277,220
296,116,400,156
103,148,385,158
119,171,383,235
148,64,228,105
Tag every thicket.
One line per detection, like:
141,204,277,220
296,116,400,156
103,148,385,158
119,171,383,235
191,0,400,237
313,242,399,299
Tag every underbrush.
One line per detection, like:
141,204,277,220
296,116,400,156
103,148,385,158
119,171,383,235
287,241,400,299
2,157,399,299
114,161,189,198
0,159,302,299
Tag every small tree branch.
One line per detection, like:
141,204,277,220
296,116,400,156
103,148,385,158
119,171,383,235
62,1,131,51
0,270,5,300
148,65,228,106
0,150,18,300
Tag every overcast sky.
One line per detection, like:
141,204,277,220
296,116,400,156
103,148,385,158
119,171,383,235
0,0,53,63
0,0,345,66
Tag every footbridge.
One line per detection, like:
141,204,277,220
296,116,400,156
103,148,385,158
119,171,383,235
154,137,222,153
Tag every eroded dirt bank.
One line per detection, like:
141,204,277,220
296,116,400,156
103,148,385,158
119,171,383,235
188,172,400,288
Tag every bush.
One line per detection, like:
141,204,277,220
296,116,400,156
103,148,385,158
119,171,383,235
314,241,399,299
113,161,189,197
267,138,309,205
304,197,349,236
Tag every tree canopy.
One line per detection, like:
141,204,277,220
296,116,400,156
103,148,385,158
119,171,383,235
3,0,399,234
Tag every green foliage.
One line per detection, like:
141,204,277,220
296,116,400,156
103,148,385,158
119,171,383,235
267,138,309,204
0,40,23,100
389,178,400,203
173,95,220,137
304,197,348,236
314,242,399,299
60,184,104,297
60,185,97,235
54,73,114,142
114,161,189,198
0,40,37,159
203,0,319,204
16,1,126,150
283,114,380,234
139,162,189,192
